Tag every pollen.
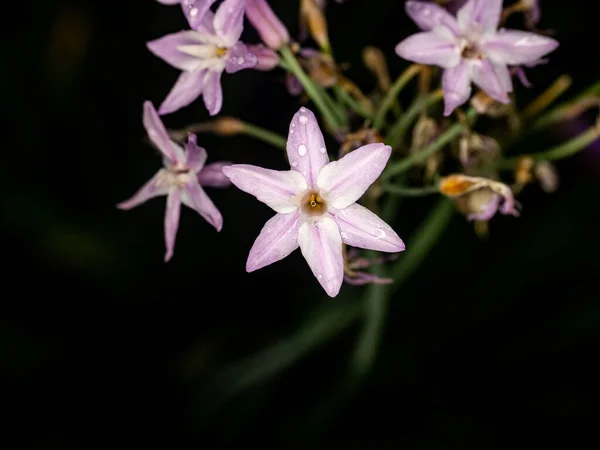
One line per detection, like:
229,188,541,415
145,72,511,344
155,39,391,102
439,175,476,196
216,47,228,57
302,191,327,216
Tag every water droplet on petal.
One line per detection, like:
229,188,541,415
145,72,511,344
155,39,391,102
319,147,326,154
373,229,386,240
299,115,308,125
291,160,298,167
340,231,349,240
300,107,306,112
237,57,245,64
190,7,198,17
298,144,307,156
318,273,323,280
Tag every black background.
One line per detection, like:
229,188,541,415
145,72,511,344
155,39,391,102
2,0,599,448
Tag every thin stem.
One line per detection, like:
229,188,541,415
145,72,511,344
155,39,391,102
385,89,444,149
382,107,477,182
522,75,572,119
334,85,374,121
280,45,343,130
383,184,440,197
373,64,422,129
241,122,288,150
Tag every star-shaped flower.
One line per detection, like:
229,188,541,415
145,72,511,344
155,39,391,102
118,102,230,261
222,107,405,297
395,0,558,115
148,0,257,116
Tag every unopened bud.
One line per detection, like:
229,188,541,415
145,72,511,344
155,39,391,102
362,46,391,91
209,117,245,135
300,0,331,52
246,44,279,71
245,0,289,50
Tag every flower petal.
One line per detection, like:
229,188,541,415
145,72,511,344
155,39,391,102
405,0,459,33
222,164,307,213
164,190,181,262
181,0,217,30
442,62,472,116
184,133,207,173
246,211,302,272
197,161,233,187
143,101,183,163
246,44,280,70
159,70,206,115
181,181,223,231
482,30,559,66
202,70,223,116
471,59,510,104
147,31,208,72
317,143,391,210
298,218,344,298
457,0,502,33
286,107,329,188
330,204,405,253
116,170,170,210
225,42,258,73
214,0,246,46
395,30,460,69
245,0,290,49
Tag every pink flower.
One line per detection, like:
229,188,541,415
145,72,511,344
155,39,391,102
222,107,405,297
117,102,230,262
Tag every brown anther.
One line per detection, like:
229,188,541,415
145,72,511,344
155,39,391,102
461,43,483,60
515,156,535,185
302,191,327,216
216,47,228,57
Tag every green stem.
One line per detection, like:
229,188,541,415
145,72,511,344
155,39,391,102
334,85,374,121
385,89,444,149
373,65,422,129
383,183,440,197
280,45,343,130
320,85,348,126
241,122,287,150
500,124,600,168
382,108,477,182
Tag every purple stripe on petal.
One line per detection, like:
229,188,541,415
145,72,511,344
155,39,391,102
143,101,183,162
317,143,391,210
222,164,307,213
405,1,460,34
202,70,223,116
246,211,302,272
442,62,472,116
483,30,559,66
164,190,182,262
298,218,344,298
182,181,223,231
197,161,233,187
395,30,460,69
286,107,330,188
159,70,206,115
117,170,170,210
214,0,246,46
330,204,405,253
225,42,258,73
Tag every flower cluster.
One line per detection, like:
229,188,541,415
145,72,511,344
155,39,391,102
119,0,598,298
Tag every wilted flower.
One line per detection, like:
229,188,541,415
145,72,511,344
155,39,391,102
245,0,290,49
222,107,405,297
117,102,229,261
395,0,558,115
458,132,501,167
148,0,257,115
439,173,520,221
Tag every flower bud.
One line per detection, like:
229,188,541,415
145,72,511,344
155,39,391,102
245,0,289,50
246,44,280,71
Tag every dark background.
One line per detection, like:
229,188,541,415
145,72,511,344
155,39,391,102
2,0,599,448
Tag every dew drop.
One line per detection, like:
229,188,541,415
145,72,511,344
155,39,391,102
237,57,245,64
300,107,306,112
291,160,298,167
298,115,308,125
318,273,323,280
319,147,326,154
189,7,198,17
340,231,349,240
297,144,307,156
373,229,386,240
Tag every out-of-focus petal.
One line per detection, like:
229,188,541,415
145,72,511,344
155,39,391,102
182,181,223,231
298,217,344,297
181,0,217,30
222,164,307,213
470,58,510,104
442,62,472,115
143,101,184,163
225,42,258,73
158,70,206,115
164,190,182,262
147,31,208,72
202,70,223,116
214,0,246,46
286,107,329,188
247,44,279,70
197,162,233,187
245,0,290,49
317,143,391,209
395,30,460,68
405,1,459,34
116,170,170,210
329,203,405,253
246,211,302,272
184,133,208,173
482,30,559,65
457,0,502,33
